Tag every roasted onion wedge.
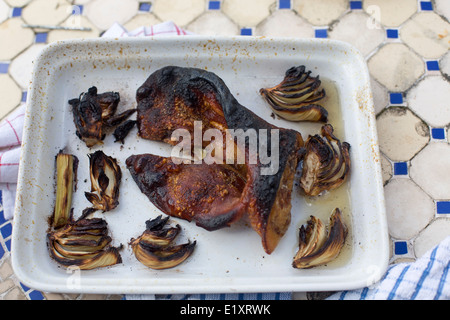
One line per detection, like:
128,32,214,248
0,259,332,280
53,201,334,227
85,151,122,212
300,124,351,197
131,241,196,270
69,86,120,147
47,215,122,270
52,152,78,229
260,66,328,122
130,216,196,270
69,86,136,147
293,208,347,269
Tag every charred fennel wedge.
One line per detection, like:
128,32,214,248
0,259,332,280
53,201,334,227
130,215,196,270
260,66,328,122
293,208,347,269
47,214,122,270
52,152,78,229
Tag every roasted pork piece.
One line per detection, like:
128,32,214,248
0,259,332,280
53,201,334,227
128,66,304,254
126,154,247,231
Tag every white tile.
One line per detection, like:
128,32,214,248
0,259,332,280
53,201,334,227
414,218,450,258
152,0,205,27
410,142,450,199
294,0,348,26
408,76,450,127
84,0,138,30
368,43,424,92
0,0,10,24
254,10,313,38
384,178,434,239
400,12,450,59
376,107,429,161
0,18,34,60
9,43,45,90
329,11,385,57
222,0,276,27
363,0,417,27
186,11,239,36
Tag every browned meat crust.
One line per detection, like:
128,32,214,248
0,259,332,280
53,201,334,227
128,66,304,254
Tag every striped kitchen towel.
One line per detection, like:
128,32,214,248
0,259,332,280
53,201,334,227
0,104,26,220
327,235,450,300
125,292,292,300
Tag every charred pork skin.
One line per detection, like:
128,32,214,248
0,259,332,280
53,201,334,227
129,66,304,254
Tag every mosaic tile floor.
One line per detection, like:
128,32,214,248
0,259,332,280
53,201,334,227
0,0,449,300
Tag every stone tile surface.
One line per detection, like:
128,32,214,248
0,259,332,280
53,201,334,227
0,74,22,119
254,9,314,38
400,12,450,59
414,219,450,258
384,178,434,239
8,43,45,90
152,0,205,27
294,0,348,26
84,0,139,30
368,43,424,92
328,11,385,57
47,16,100,42
410,143,450,199
376,107,429,161
222,0,275,27
21,0,72,26
0,0,9,24
363,0,417,27
0,18,35,61
187,11,239,36
407,76,450,127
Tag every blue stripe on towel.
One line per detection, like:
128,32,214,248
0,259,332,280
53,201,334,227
434,259,450,300
411,246,438,299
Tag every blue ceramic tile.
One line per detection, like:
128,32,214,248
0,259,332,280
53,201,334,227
389,93,403,104
35,33,48,43
5,239,11,251
350,1,362,9
28,290,45,300
11,7,22,17
0,63,8,74
386,29,398,39
394,162,408,175
139,2,151,11
394,241,408,255
0,209,5,227
208,0,220,10
20,282,30,292
314,29,327,38
431,128,445,140
21,91,27,102
426,60,439,71
420,1,433,11
72,5,83,15
0,190,4,226
436,201,450,214
0,244,4,260
279,0,291,9
0,222,12,239
240,28,252,36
